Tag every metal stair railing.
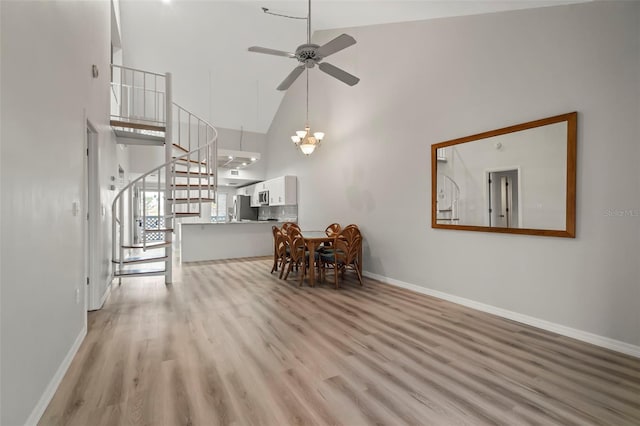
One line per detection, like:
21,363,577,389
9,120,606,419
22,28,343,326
111,68,218,284
110,64,166,129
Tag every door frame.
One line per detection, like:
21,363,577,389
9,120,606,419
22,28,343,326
484,166,523,228
85,120,101,311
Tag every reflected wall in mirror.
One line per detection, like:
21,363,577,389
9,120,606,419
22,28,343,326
431,112,577,238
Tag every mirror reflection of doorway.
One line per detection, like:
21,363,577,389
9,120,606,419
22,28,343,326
488,169,519,228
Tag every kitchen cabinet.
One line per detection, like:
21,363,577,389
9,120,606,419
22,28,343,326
237,183,263,207
268,176,297,206
237,184,251,197
251,184,261,207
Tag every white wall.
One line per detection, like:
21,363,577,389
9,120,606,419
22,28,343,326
265,2,640,347
1,1,117,424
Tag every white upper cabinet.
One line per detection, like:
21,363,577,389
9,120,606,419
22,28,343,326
268,176,297,206
251,184,261,207
236,176,296,206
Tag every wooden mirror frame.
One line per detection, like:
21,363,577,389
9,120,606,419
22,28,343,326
431,112,577,238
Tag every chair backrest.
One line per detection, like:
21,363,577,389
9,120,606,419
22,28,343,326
282,222,300,235
274,228,287,258
333,226,361,265
325,223,342,237
288,231,306,262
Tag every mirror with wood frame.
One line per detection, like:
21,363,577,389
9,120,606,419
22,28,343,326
431,112,577,238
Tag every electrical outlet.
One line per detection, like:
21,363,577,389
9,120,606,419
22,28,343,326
75,288,80,304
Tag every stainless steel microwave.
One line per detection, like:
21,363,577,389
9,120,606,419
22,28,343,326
258,190,269,205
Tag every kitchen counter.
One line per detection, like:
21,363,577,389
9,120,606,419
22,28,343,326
180,221,293,262
181,220,288,226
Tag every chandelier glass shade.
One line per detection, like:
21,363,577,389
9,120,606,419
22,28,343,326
291,126,324,155
290,69,324,155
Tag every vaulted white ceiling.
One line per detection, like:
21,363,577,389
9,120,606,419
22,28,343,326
119,0,587,133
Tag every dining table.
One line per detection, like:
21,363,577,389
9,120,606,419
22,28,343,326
300,230,332,287
300,229,363,287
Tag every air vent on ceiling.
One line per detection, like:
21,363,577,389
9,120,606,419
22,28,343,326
230,170,239,176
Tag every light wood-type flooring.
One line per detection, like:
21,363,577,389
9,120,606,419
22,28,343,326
40,256,640,425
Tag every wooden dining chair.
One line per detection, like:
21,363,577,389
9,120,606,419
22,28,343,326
282,230,308,286
281,222,300,235
319,226,363,288
271,225,280,273
271,226,289,278
321,223,342,251
325,223,341,237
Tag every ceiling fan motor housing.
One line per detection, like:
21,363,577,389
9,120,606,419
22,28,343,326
296,44,321,67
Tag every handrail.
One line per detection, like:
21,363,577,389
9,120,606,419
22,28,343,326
110,64,166,128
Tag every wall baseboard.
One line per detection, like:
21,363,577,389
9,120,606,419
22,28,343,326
25,323,87,426
363,271,640,359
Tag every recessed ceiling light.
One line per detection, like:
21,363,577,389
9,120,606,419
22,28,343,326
161,0,171,4
228,156,233,160
242,162,247,166
250,157,256,161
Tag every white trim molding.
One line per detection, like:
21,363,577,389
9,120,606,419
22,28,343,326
25,324,87,426
363,271,640,359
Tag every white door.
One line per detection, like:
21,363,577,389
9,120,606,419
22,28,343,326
489,169,519,228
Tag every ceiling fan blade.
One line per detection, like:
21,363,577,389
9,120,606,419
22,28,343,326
277,65,305,91
248,46,296,58
316,34,357,58
318,62,360,87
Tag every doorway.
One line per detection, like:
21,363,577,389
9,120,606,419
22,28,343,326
488,169,520,228
85,122,100,311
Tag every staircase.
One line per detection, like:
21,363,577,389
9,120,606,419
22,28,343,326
110,64,218,283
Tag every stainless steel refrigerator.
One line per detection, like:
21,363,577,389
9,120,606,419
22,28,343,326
232,195,258,221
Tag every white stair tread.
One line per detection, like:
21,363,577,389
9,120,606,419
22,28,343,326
168,198,215,204
121,241,171,249
172,212,202,217
112,254,169,265
114,267,166,278
173,171,215,178
171,184,210,188
113,129,164,144
174,157,207,165
172,143,189,153
144,228,174,232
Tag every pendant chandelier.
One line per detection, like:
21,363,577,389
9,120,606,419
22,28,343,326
291,69,324,155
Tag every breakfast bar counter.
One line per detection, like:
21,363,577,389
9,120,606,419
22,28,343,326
180,221,285,262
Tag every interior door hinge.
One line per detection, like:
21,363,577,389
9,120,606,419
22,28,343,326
87,148,89,156
86,277,90,285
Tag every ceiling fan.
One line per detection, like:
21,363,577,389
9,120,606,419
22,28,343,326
248,0,360,91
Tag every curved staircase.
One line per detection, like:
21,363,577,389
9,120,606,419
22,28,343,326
110,65,218,283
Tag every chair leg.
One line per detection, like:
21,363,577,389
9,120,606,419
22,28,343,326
279,258,287,279
299,260,306,287
283,261,293,280
333,260,339,289
354,262,363,286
